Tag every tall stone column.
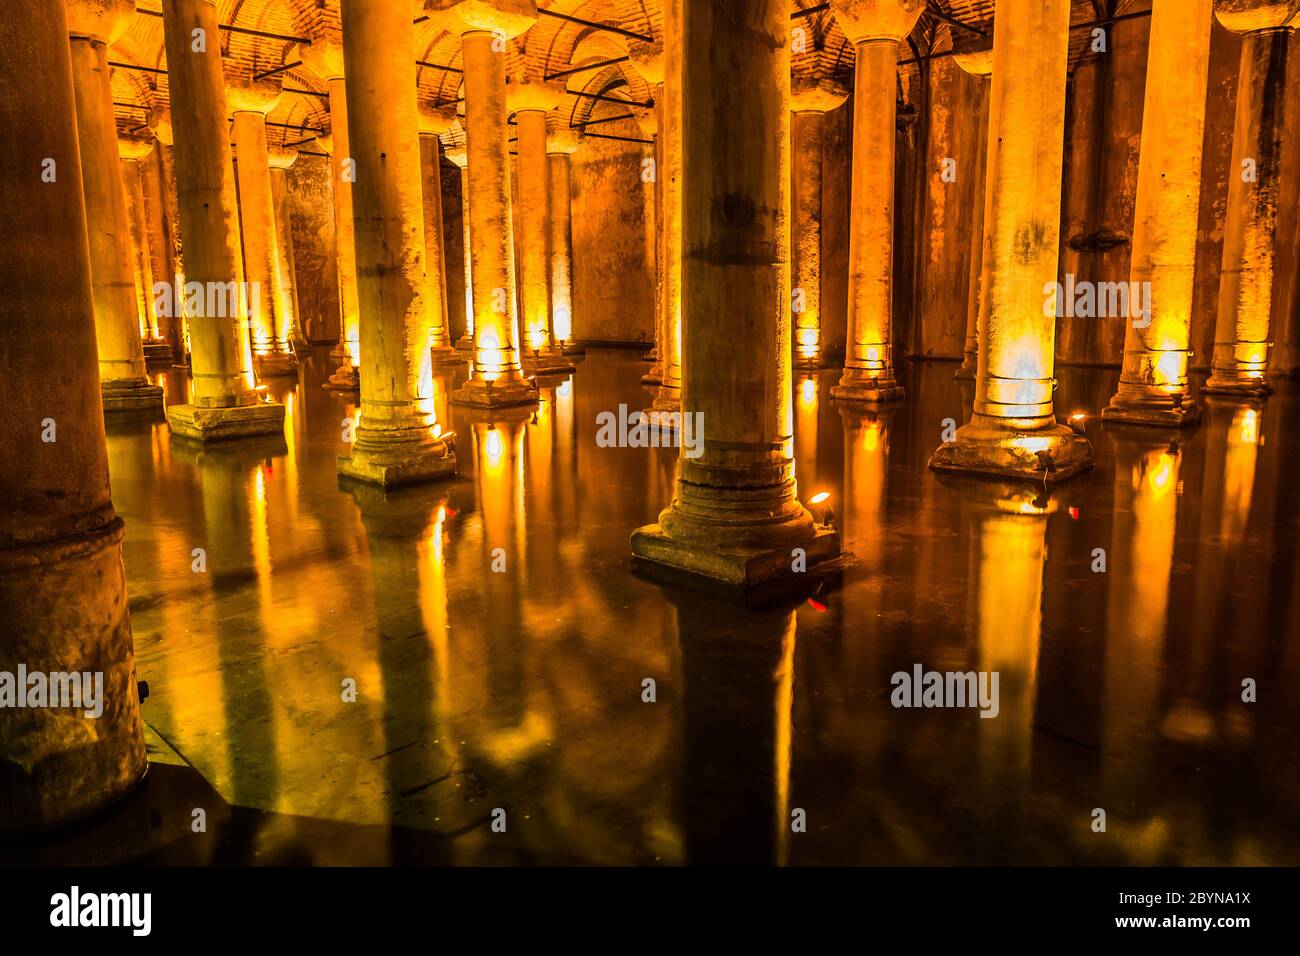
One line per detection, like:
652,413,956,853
267,147,311,354
1204,0,1298,396
230,84,298,377
160,0,284,441
1,0,147,836
829,0,923,404
417,105,462,366
141,109,184,359
648,0,682,416
509,83,573,374
631,0,840,587
929,0,1092,483
300,39,361,389
952,32,993,381
66,0,164,414
432,0,539,410
444,145,476,353
118,141,165,358
630,76,664,383
790,77,849,370
337,0,456,487
547,127,580,352
1103,0,1215,425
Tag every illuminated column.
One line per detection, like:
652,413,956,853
337,0,455,488
417,105,461,365
631,0,840,587
790,77,848,370
160,0,284,441
267,147,310,354
952,34,993,381
1,0,146,835
1102,0,1213,425
509,82,574,374
929,0,1092,483
444,146,475,353
548,127,580,353
140,112,178,360
230,85,298,377
829,0,923,404
66,0,164,414
300,39,361,389
118,142,164,355
436,0,539,409
650,0,683,416
628,41,665,382
1204,1,1297,396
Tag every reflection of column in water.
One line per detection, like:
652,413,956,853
794,373,820,498
840,405,892,564
670,593,797,865
1104,428,1182,806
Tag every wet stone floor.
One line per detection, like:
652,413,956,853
6,349,1299,865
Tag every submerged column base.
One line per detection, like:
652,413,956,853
451,376,539,409
523,349,577,375
165,400,286,443
254,351,300,377
631,519,840,589
929,417,1094,484
831,368,904,403
954,348,977,380
337,428,456,489
143,340,174,363
1203,372,1273,398
431,345,467,367
102,379,165,414
1102,389,1201,428
324,362,360,391
454,334,474,353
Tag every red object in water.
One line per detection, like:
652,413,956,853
1069,506,1080,521
807,597,828,612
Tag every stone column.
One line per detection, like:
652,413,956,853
829,0,924,404
790,77,849,370
230,84,298,377
443,146,475,353
509,82,574,374
160,0,284,440
952,32,993,381
66,0,164,414
648,0,682,416
929,0,1092,483
433,0,539,410
267,147,311,354
141,110,185,359
1204,0,1298,396
630,80,664,383
1102,0,1214,426
1,0,146,836
300,39,362,389
547,127,580,352
417,104,462,366
118,141,165,358
337,0,456,487
630,0,840,587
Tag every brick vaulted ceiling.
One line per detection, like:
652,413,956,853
106,1,1151,152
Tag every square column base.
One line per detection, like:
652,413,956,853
1101,399,1201,428
324,363,360,391
102,382,165,414
630,523,841,589
337,443,456,489
431,347,468,367
143,341,174,363
929,422,1094,484
830,379,904,403
523,351,577,375
254,352,299,377
1202,375,1272,398
165,401,285,443
451,377,539,409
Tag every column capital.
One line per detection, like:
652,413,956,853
426,0,538,39
547,126,581,155
791,75,850,113
295,37,345,81
626,38,663,86
1213,0,1300,34
267,147,299,170
444,145,468,168
419,102,459,136
148,105,174,146
830,0,924,44
631,101,659,137
226,79,282,116
506,78,563,115
117,132,154,161
66,0,134,43
951,18,995,77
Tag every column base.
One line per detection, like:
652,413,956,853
562,341,587,356
641,364,664,385
293,337,312,356
143,340,173,363
451,376,539,409
523,350,577,375
165,400,286,443
0,518,147,837
102,380,165,414
337,438,456,489
254,351,300,377
324,363,360,391
929,419,1094,484
455,335,474,353
431,346,467,367
830,371,905,403
631,521,841,589
1202,373,1273,398
645,386,681,426
1101,395,1201,428
954,353,977,381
